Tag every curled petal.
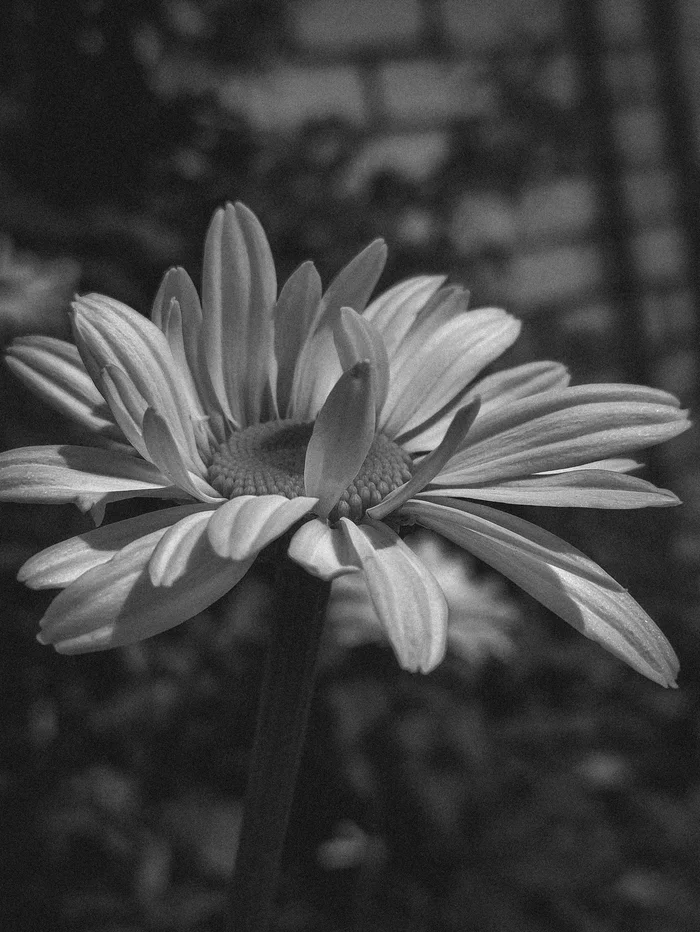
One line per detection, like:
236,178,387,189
304,361,376,518
19,504,214,589
334,307,390,415
5,336,123,439
274,260,323,417
402,360,571,454
201,203,277,427
369,399,481,520
340,517,448,673
207,494,318,560
71,294,200,465
288,518,359,581
290,239,387,420
0,445,171,512
148,510,217,586
381,309,520,440
364,275,445,358
38,524,252,653
141,408,221,502
440,385,690,485
405,497,679,687
422,469,681,508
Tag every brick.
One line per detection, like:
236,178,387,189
631,226,686,281
380,59,493,123
595,0,645,42
220,64,366,131
443,0,564,48
560,304,615,337
622,169,675,221
679,0,700,40
604,50,656,97
342,131,450,192
641,289,694,341
518,176,598,243
293,0,422,50
653,349,698,399
613,105,665,164
511,245,604,307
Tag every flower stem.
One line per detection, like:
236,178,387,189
228,557,331,932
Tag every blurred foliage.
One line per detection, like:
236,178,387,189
1,1,699,930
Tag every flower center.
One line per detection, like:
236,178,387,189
207,420,413,522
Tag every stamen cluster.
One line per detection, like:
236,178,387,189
207,420,413,522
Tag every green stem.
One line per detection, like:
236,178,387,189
228,557,331,932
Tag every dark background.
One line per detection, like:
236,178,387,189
1,1,699,929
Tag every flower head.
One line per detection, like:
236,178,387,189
0,203,689,685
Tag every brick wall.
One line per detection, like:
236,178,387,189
157,0,700,573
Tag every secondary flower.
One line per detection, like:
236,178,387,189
0,203,688,685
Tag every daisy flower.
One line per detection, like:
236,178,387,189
0,203,688,686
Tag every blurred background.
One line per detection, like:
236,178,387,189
1,0,700,929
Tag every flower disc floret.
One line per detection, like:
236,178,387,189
207,420,413,522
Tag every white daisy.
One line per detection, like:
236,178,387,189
0,203,688,685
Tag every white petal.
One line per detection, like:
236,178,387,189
207,494,318,560
339,517,448,673
38,524,252,653
368,400,480,520
148,509,217,586
402,360,571,453
304,361,376,518
274,260,323,417
439,386,690,486
288,518,359,580
71,294,200,465
201,203,277,427
364,275,445,358
19,504,215,589
381,309,520,439
289,239,387,420
333,307,390,415
99,364,150,459
404,497,679,687
5,336,123,439
141,408,222,502
421,469,681,508
0,445,171,511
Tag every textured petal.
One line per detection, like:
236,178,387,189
422,469,681,508
157,295,207,418
405,497,679,687
148,509,218,586
274,260,323,417
71,294,200,466
152,266,226,435
466,361,571,415
290,239,387,420
339,516,448,673
0,445,171,511
141,408,221,502
38,524,252,653
364,275,445,358
201,203,277,427
402,360,571,453
304,361,376,518
381,309,520,439
368,400,481,520
19,504,214,589
99,364,150,459
207,494,318,560
438,384,690,486
288,518,359,580
334,307,390,415
5,336,123,439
